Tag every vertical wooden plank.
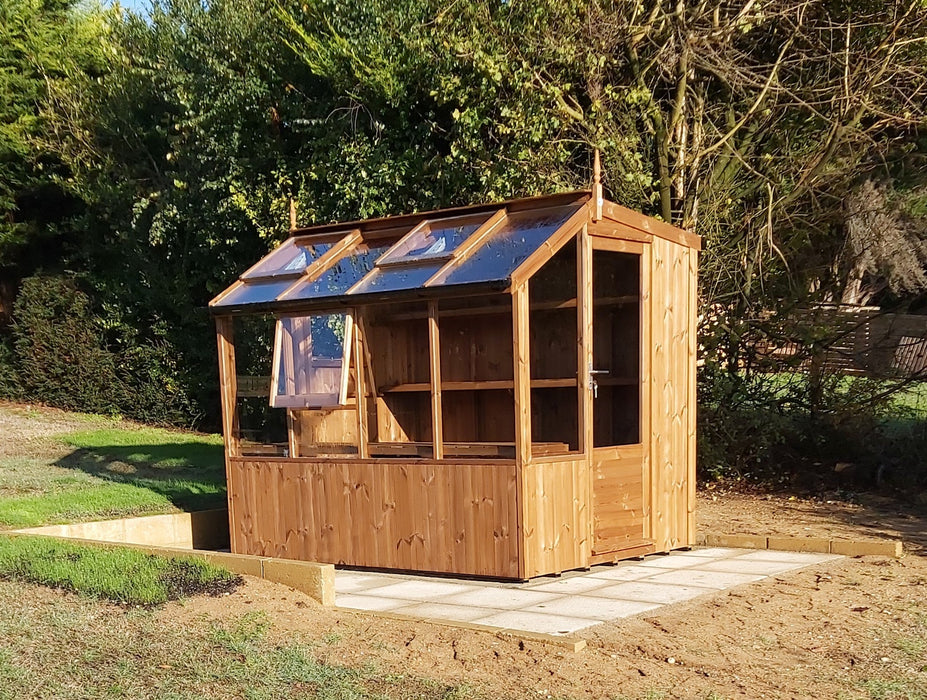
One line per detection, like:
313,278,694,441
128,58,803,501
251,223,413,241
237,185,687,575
650,239,668,551
578,224,594,563
666,245,689,549
287,410,300,458
686,247,699,545
353,308,369,458
215,316,240,458
513,283,531,578
648,237,692,552
513,285,532,464
640,243,653,540
428,301,444,460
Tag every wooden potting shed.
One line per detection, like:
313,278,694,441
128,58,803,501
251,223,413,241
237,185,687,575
210,176,701,580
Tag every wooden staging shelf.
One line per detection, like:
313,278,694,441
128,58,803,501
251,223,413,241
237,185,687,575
378,377,637,393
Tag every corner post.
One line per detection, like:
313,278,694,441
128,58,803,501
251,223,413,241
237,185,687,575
428,301,444,460
512,284,531,464
215,316,240,458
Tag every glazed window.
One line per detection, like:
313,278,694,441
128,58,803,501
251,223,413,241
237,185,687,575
270,313,352,409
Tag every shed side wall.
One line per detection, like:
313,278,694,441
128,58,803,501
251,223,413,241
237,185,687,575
649,237,697,551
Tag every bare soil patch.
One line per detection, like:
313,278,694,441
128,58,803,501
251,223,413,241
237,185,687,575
156,485,927,700
163,553,927,699
0,401,115,459
699,486,927,553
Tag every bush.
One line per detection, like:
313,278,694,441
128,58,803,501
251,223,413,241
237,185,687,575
698,366,927,494
8,274,198,424
0,335,20,400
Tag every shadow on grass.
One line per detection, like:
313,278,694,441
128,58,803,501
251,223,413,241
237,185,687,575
53,442,227,513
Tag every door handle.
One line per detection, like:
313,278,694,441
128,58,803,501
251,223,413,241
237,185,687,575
588,368,609,398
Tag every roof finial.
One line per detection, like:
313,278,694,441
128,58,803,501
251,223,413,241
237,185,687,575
289,197,297,231
592,148,603,222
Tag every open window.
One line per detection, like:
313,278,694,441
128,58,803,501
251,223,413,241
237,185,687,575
271,313,352,409
347,213,496,295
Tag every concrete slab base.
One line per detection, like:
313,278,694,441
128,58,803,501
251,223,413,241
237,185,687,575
335,547,841,638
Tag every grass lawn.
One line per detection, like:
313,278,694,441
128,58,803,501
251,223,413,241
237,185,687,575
0,535,239,605
0,406,226,529
0,582,473,700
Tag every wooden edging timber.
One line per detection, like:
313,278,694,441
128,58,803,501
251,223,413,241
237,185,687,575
355,609,587,652
2,531,336,606
696,532,904,558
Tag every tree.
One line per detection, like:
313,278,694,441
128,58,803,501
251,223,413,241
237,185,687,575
0,0,109,318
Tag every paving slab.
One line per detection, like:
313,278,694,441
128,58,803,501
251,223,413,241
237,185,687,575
334,547,842,637
335,594,410,612
736,550,843,564
691,558,809,576
529,577,614,594
585,565,659,582
672,547,745,558
392,602,499,622
442,587,559,610
360,580,480,601
524,595,660,621
636,554,720,570
589,581,717,604
472,610,597,635
335,572,397,594
647,569,767,589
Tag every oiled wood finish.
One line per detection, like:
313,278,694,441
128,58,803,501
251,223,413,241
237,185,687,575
591,444,645,553
520,457,589,578
428,301,444,459
227,457,519,577
512,285,531,465
215,317,240,458
291,408,357,455
215,193,699,580
649,236,697,551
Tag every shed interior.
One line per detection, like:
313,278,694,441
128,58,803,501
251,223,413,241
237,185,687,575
211,189,700,579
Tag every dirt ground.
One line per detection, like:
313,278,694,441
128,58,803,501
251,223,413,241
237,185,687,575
0,401,114,458
699,483,927,554
165,492,927,699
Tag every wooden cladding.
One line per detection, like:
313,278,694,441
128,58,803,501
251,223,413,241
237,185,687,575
228,457,520,577
649,237,698,551
227,456,594,579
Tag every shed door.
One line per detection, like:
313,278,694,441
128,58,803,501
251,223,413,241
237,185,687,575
589,239,649,555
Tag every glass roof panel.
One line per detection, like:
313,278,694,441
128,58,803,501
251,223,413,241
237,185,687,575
282,239,396,300
434,205,580,287
241,236,335,279
377,213,492,266
212,278,296,308
348,262,443,295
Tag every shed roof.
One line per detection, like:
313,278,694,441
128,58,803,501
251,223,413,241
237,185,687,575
209,190,698,315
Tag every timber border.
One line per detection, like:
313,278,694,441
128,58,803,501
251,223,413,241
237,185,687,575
696,532,904,558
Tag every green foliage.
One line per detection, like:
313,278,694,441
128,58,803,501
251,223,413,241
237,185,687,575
9,274,197,424
0,535,239,605
0,0,109,274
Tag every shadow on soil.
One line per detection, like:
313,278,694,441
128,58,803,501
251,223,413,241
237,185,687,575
705,476,927,554
54,442,227,512
825,493,927,553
